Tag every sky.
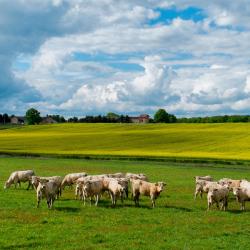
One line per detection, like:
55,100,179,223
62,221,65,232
1,0,250,117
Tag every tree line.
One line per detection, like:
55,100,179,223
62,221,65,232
1,108,250,125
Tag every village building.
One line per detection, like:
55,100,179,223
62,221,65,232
40,116,58,124
10,116,26,125
129,114,150,123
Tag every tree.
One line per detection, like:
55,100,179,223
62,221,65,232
154,109,170,123
25,108,42,125
106,112,120,120
3,113,10,124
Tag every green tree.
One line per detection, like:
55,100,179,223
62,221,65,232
106,112,120,120
154,109,170,123
25,108,42,125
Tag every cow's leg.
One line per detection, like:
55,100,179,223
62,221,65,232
27,181,31,190
207,201,211,211
151,196,155,208
95,194,99,206
37,196,41,208
224,198,228,211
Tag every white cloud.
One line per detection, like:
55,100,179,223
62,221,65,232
2,0,250,116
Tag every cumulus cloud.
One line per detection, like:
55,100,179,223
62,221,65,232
1,0,250,116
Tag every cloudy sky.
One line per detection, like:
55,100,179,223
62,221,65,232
1,0,250,117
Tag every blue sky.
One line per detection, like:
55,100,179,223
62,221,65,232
1,0,250,117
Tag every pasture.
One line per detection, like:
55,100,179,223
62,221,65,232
0,123,250,161
1,157,250,250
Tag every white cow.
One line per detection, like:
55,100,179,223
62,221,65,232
4,170,35,189
36,180,59,209
61,172,87,189
131,179,166,208
233,187,250,211
207,186,229,211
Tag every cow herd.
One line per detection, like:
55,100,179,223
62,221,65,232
3,170,250,211
3,170,166,209
195,175,250,211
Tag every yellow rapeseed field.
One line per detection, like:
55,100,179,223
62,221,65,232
0,123,250,161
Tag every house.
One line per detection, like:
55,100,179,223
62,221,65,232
129,114,150,123
10,116,26,125
40,116,57,124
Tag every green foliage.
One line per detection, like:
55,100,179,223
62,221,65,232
25,108,42,125
154,109,169,122
154,109,176,123
106,112,120,120
177,115,250,123
0,157,250,249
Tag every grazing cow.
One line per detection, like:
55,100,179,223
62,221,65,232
195,176,213,182
61,172,87,189
82,180,104,206
218,178,241,190
207,186,229,211
131,180,166,208
36,180,59,209
4,170,35,190
108,179,125,206
233,187,250,211
126,173,148,181
107,173,126,178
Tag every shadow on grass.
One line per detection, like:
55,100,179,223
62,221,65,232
164,205,193,212
55,206,81,212
227,209,244,214
1,242,41,250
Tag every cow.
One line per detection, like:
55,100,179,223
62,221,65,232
75,175,102,200
115,177,129,199
126,173,148,181
194,176,213,182
61,172,87,189
131,180,166,208
31,176,62,198
107,173,126,178
207,186,229,211
240,180,250,189
194,180,219,199
218,178,241,190
233,187,250,211
4,170,35,190
107,179,125,207
82,179,104,206
36,180,59,209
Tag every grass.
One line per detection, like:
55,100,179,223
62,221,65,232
0,157,250,249
0,123,250,162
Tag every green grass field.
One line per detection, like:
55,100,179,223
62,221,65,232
0,123,250,161
0,157,250,250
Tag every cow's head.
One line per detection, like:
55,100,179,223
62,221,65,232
156,182,166,192
4,181,10,189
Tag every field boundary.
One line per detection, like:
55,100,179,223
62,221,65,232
0,151,250,166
